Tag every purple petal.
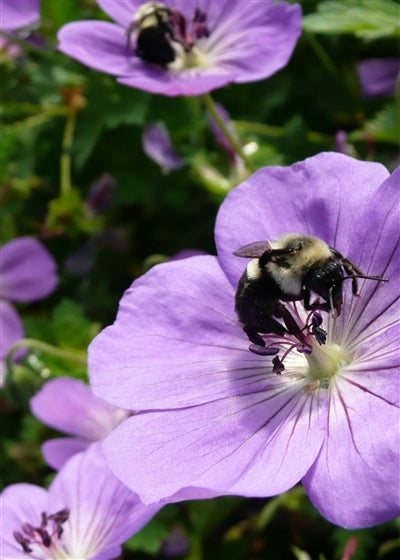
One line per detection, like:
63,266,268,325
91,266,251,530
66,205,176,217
50,444,161,557
0,301,24,361
102,384,327,504
30,376,129,440
41,437,90,470
58,21,135,76
142,123,184,170
331,165,400,350
1,483,49,559
96,0,137,27
215,153,390,289
0,237,57,302
0,0,40,31
303,366,400,528
358,58,400,97
118,69,235,97
89,256,287,410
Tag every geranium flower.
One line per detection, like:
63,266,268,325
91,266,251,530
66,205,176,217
358,58,400,97
57,0,302,97
0,237,58,385
89,152,399,529
142,122,184,171
0,0,40,31
30,377,131,469
1,443,160,559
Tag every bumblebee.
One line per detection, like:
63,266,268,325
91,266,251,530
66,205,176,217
127,2,175,66
234,233,388,347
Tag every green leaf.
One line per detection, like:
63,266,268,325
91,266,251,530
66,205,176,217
348,102,399,144
303,0,400,40
125,518,170,555
51,298,100,350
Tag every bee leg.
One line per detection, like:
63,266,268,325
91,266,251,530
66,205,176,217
341,260,359,295
243,324,266,347
303,290,330,313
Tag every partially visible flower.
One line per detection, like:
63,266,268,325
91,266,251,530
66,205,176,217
30,376,131,470
0,0,41,31
358,58,400,97
334,130,357,158
0,237,58,385
161,526,190,557
142,123,184,172
89,153,399,529
86,172,116,216
1,443,161,559
0,35,22,60
58,0,302,97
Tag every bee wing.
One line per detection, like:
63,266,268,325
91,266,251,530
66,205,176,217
233,241,272,258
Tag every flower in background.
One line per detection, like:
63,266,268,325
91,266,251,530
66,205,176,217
334,130,357,158
89,153,399,529
0,0,40,31
30,376,131,469
1,443,161,559
0,237,58,385
142,122,184,172
58,0,302,97
358,58,400,97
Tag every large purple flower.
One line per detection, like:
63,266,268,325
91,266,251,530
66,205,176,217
89,152,399,529
0,0,40,31
57,0,302,97
0,237,58,384
1,443,160,559
30,377,130,469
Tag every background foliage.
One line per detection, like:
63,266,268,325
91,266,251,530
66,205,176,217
1,0,399,558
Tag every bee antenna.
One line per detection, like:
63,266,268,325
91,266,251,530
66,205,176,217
343,275,389,283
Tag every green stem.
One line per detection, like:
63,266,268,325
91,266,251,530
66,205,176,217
4,107,68,131
60,110,77,194
234,120,332,145
6,338,87,374
202,94,257,172
304,31,339,75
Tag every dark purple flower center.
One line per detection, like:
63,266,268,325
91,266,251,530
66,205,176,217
128,2,210,66
249,304,327,375
13,508,69,555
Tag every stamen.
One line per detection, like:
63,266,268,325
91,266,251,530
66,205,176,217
272,356,285,374
13,531,33,554
246,305,335,377
249,344,280,356
13,507,70,555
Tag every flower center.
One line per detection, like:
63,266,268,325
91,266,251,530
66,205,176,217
249,305,352,389
128,2,210,67
13,508,70,559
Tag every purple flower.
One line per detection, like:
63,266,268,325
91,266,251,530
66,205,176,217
57,0,301,97
358,58,400,97
142,122,184,171
30,377,131,469
89,152,399,529
0,0,41,31
1,443,161,559
0,237,58,385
